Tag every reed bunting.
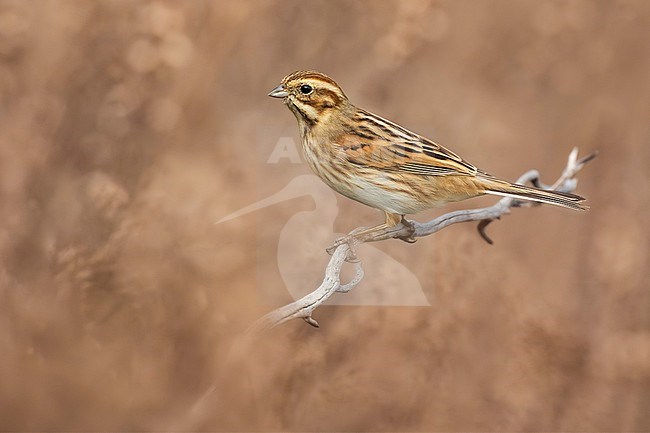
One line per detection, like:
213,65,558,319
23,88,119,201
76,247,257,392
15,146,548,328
268,70,586,244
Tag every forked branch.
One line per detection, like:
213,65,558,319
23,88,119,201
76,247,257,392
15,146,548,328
248,147,596,334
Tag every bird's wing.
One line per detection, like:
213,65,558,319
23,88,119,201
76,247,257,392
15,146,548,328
340,110,480,177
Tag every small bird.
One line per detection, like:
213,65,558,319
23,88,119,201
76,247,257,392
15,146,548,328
268,70,586,244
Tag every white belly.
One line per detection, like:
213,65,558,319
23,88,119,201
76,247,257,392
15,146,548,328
334,173,430,215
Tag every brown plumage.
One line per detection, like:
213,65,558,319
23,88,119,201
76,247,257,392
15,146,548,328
268,70,587,239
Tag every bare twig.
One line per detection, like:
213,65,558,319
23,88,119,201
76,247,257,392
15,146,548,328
247,147,596,333
245,244,363,334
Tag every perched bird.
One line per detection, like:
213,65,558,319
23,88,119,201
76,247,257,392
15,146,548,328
268,70,586,244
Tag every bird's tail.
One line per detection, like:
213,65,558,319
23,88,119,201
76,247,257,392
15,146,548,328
477,177,588,211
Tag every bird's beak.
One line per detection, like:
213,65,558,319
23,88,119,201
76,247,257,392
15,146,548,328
268,84,289,98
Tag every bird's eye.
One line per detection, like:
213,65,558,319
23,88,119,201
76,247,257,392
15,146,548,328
299,84,313,95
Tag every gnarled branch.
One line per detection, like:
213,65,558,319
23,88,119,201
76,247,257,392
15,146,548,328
248,147,596,334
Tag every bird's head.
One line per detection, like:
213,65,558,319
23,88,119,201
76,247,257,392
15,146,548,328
268,70,351,129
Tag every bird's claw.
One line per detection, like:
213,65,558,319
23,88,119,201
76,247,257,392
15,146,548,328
344,249,360,263
326,236,360,262
397,218,417,243
325,237,345,255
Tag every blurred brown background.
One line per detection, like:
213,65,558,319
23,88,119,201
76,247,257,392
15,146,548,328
0,0,648,430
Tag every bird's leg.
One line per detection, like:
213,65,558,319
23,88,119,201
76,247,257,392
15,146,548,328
326,212,404,257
